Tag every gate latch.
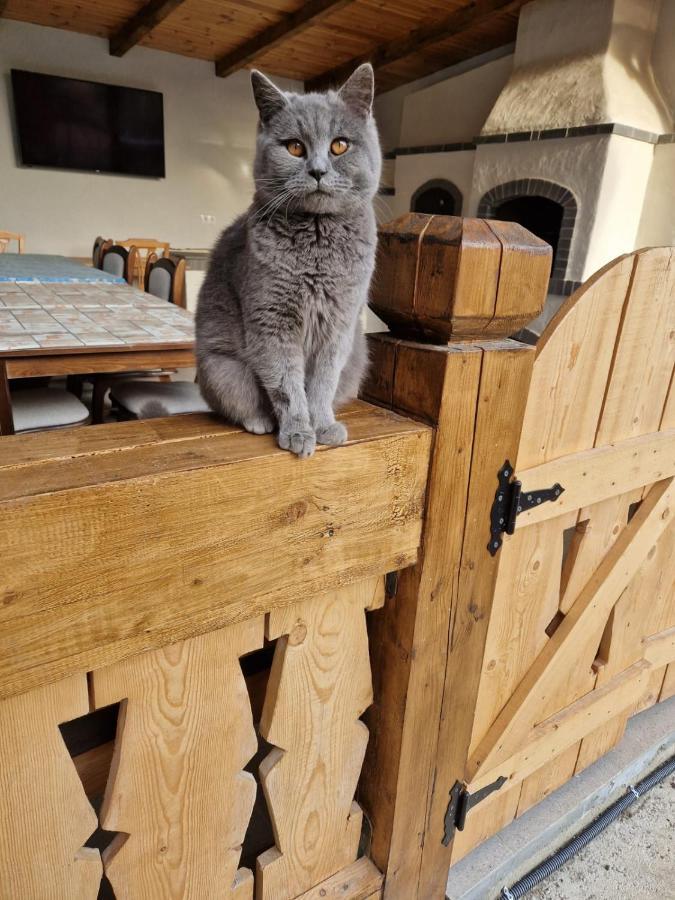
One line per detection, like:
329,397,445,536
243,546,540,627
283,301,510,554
488,460,564,556
442,776,507,845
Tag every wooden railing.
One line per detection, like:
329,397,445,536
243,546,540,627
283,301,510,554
2,217,673,900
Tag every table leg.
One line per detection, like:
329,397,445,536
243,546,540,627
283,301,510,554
0,362,15,436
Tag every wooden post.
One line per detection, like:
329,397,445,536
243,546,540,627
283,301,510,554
359,213,551,898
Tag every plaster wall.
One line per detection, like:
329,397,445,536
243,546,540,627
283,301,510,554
468,137,612,282
389,151,476,218
483,0,670,134
635,143,675,248
583,136,655,276
398,55,513,148
652,0,675,121
0,20,299,258
373,45,513,152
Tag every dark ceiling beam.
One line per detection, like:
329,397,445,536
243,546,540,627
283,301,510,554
215,0,355,78
109,0,188,57
306,0,521,91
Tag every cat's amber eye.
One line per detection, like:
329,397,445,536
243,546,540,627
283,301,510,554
286,140,306,158
330,138,350,156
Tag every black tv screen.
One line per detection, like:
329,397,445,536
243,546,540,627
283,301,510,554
11,69,165,178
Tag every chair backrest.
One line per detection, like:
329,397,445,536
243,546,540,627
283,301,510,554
101,244,138,285
0,231,25,253
119,238,170,257
92,236,112,268
144,254,187,307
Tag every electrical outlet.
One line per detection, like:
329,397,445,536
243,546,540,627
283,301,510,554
200,214,216,224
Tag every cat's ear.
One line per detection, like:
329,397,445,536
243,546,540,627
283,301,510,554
338,63,374,118
251,70,287,124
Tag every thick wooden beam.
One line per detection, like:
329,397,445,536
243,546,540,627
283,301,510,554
109,0,188,57
306,0,520,91
215,0,355,79
0,402,430,700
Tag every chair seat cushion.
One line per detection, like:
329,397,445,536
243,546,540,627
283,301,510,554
111,380,211,418
11,388,90,433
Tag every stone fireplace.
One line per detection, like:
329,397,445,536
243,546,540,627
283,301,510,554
381,0,675,333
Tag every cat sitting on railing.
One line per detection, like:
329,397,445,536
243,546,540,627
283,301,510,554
196,64,381,458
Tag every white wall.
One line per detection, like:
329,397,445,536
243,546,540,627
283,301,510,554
0,20,299,258
373,45,513,152
636,143,675,248
389,151,476,218
398,55,513,148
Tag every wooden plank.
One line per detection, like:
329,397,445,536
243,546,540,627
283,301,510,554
4,348,195,377
91,618,263,898
109,0,188,56
0,361,13,436
306,0,520,89
466,660,651,794
295,857,383,899
0,405,431,700
417,341,535,897
257,579,378,897
514,430,675,528
73,740,115,799
358,337,485,899
643,627,675,668
215,0,355,77
576,246,675,769
0,675,102,896
483,219,552,336
468,477,675,780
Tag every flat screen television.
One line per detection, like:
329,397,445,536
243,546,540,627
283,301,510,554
11,69,165,178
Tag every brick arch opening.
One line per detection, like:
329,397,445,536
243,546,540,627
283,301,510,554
478,179,578,292
411,179,463,216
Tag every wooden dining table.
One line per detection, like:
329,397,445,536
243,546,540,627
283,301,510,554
0,272,196,435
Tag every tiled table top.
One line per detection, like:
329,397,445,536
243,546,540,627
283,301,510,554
0,281,195,355
0,253,125,284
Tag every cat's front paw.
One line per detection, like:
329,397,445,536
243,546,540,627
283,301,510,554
242,414,275,435
316,421,348,446
278,427,316,459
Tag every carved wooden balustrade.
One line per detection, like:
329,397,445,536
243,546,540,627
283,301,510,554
4,217,669,900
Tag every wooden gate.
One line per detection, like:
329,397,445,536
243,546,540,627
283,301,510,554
364,220,675,898
448,246,675,856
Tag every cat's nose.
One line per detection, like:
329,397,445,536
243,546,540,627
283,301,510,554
309,168,327,183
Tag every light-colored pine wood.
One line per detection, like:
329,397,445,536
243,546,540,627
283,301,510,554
0,675,102,897
90,619,263,899
469,477,675,781
291,852,382,899
466,659,651,794
359,335,489,899
515,429,675,527
0,403,430,700
418,341,535,893
257,579,380,898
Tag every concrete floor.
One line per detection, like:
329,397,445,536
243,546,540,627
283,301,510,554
528,775,675,900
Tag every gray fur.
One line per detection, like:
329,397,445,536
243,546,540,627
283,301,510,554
196,64,381,458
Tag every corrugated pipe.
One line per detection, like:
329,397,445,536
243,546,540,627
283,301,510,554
501,754,675,899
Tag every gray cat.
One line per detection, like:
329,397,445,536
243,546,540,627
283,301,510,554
195,64,381,458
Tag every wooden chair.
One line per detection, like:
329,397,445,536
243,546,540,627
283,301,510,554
92,236,112,269
6,386,89,434
88,253,186,423
99,244,138,285
144,253,187,308
118,238,171,288
0,231,25,253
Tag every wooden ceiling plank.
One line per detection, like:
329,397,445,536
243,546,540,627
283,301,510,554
109,0,189,57
215,0,356,78
306,0,521,90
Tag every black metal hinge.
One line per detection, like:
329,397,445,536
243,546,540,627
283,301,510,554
442,776,507,846
488,460,565,556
